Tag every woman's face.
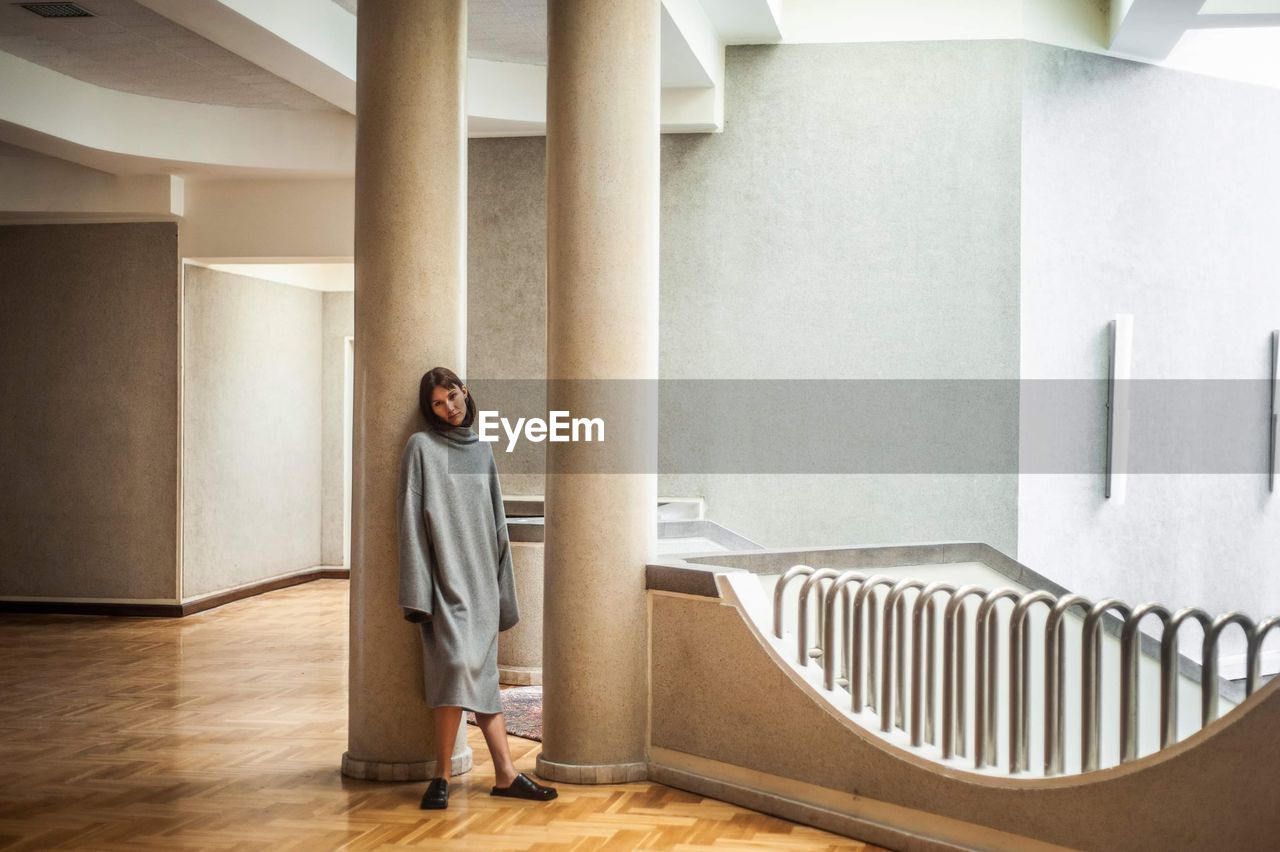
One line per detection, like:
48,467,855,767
431,384,468,426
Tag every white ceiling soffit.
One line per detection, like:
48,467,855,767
1111,0,1280,60
197,261,355,292
0,0,337,111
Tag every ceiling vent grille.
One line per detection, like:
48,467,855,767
19,3,94,17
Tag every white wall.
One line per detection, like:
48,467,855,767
181,264,324,599
321,291,353,565
1018,43,1280,656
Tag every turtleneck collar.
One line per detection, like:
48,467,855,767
435,423,478,445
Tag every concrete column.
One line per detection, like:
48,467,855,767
342,0,470,782
536,0,660,784
497,541,544,685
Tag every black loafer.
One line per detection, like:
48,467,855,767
490,772,557,801
420,777,449,809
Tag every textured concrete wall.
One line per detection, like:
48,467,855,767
182,265,323,599
0,223,178,601
1018,44,1280,635
466,43,1023,552
467,137,549,498
321,291,353,565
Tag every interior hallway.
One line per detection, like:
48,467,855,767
0,580,882,850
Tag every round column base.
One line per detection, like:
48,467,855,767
498,665,542,686
341,746,473,782
535,754,648,785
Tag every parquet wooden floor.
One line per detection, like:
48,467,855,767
0,580,883,851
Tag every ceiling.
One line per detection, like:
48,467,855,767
0,0,338,111
0,0,766,178
329,0,547,66
5,0,1278,187
466,0,546,66
200,261,354,292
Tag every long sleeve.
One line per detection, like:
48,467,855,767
398,438,435,623
489,451,520,632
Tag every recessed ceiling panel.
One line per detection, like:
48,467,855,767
0,0,339,110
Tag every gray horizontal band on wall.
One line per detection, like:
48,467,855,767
461,377,1280,474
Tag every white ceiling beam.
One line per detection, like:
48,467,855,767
661,0,725,130
1109,0,1207,61
662,0,720,87
134,0,357,113
0,52,355,177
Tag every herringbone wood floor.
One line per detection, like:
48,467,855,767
0,580,882,851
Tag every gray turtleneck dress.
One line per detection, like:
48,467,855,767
397,423,519,713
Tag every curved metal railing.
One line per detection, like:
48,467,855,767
772,565,1280,776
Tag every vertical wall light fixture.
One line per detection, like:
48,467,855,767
1106,315,1133,502
1270,330,1278,492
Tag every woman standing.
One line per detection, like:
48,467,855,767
398,367,558,809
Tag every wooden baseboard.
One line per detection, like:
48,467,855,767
180,568,349,616
0,599,186,618
0,568,349,618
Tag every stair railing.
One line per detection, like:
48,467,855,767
772,566,1280,776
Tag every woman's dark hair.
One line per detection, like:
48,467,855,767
419,367,476,430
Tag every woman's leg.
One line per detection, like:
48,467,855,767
432,706,464,781
473,711,519,787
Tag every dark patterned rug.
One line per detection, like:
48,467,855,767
465,685,542,741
